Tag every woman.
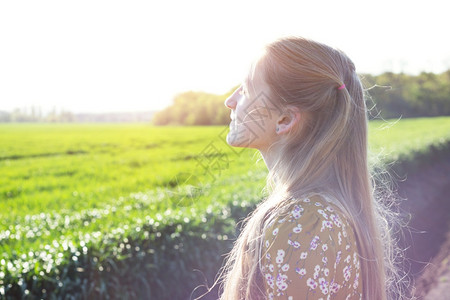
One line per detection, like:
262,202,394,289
216,36,406,299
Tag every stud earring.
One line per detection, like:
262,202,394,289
276,127,279,132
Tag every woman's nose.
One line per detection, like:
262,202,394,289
224,87,240,109
224,94,236,109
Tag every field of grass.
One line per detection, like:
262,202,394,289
0,124,263,219
369,117,450,162
1,116,450,298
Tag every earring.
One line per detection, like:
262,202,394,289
276,127,279,132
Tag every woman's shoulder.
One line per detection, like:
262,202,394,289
260,194,363,298
261,194,360,264
264,194,353,238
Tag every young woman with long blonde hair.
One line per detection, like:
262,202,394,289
213,36,407,299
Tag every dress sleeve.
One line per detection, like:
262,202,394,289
260,197,363,299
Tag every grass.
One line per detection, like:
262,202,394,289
2,117,450,250
369,117,450,161
0,124,264,222
1,116,450,298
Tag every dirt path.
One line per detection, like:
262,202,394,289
396,153,450,299
421,230,450,300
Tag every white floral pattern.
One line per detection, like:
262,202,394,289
260,195,363,299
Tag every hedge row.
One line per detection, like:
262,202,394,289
1,192,256,299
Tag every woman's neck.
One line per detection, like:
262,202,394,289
258,147,277,172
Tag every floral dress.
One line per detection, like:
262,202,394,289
260,195,363,299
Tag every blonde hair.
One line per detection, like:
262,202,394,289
201,36,407,300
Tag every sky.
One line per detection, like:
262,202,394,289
1,0,449,114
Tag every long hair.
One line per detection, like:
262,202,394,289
213,36,407,300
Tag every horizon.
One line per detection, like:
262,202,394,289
2,66,449,116
1,0,450,114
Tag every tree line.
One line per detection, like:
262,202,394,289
150,89,237,126
363,70,450,119
0,108,156,123
152,69,450,125
0,107,75,122
2,70,449,124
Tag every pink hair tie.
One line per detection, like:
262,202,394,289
338,84,346,90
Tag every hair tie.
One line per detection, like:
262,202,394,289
337,84,346,90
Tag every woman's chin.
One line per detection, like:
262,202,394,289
225,132,238,147
226,131,255,149
226,131,240,147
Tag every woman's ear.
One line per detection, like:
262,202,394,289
276,106,301,134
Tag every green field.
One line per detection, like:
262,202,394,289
1,117,450,298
